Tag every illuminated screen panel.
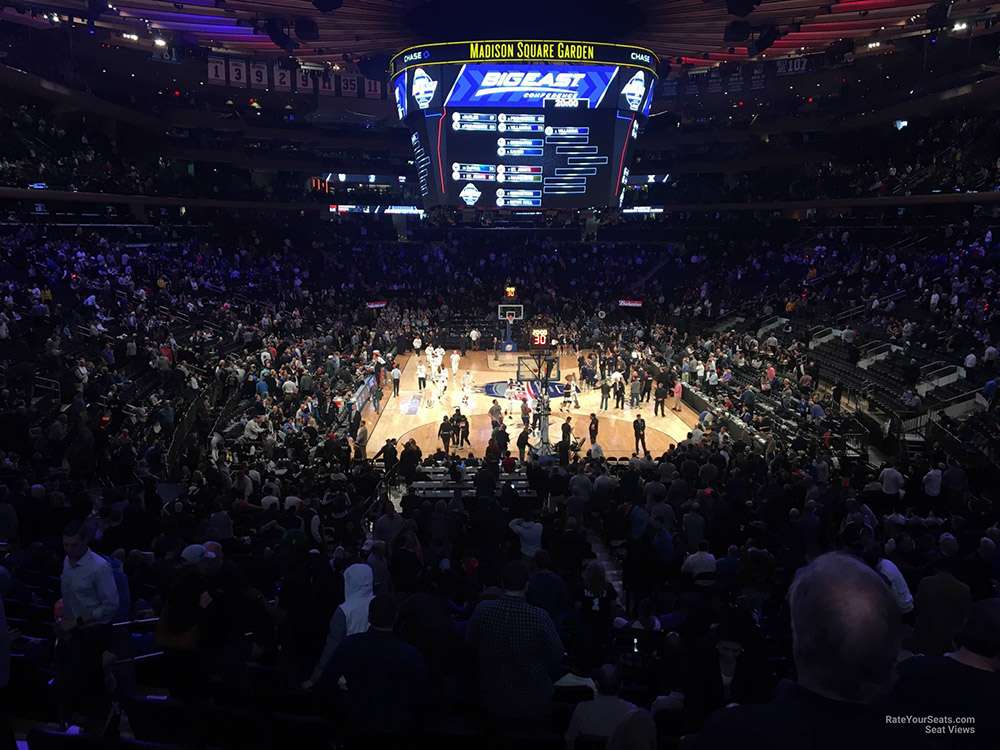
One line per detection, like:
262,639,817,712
392,40,657,210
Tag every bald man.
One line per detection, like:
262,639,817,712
694,552,936,750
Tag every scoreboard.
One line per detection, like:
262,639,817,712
530,328,550,349
390,40,658,210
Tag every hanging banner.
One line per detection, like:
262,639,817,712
274,64,292,91
249,62,269,89
296,69,314,94
227,59,247,88
363,77,382,99
340,75,359,97
207,57,226,85
774,56,810,77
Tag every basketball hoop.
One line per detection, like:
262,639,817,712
506,311,516,325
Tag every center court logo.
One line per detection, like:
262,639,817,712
411,68,438,109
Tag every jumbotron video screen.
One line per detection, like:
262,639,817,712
389,40,658,210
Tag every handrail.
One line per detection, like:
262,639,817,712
112,617,160,628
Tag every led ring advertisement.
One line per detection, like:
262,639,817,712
394,43,657,210
389,39,659,77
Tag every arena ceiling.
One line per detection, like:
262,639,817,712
3,0,998,70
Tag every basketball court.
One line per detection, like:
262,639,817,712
366,348,699,458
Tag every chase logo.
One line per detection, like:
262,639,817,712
630,52,652,64
411,68,438,109
622,71,646,112
459,183,481,206
403,49,430,63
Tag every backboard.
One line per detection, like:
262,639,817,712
517,354,560,384
497,303,524,321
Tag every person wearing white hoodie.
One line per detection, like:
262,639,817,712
303,563,374,689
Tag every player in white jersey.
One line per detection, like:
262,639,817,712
450,350,460,375
506,379,523,411
461,371,473,408
433,370,448,406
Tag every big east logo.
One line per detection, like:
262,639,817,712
474,70,587,99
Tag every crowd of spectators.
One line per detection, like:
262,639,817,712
0,101,320,201
0,210,996,750
630,113,1000,205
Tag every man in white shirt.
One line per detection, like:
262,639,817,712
416,363,427,391
509,515,543,558
879,462,905,501
412,335,422,352
390,365,402,397
450,350,460,375
61,522,119,627
922,464,943,498
59,520,120,719
243,415,267,441
469,328,480,350
282,377,299,403
875,552,913,614
964,352,977,369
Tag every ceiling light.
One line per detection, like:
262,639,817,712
154,37,167,47
951,21,967,31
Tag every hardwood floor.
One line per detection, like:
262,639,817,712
366,350,699,458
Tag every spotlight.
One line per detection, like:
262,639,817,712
153,37,167,47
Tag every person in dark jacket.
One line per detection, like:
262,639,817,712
326,595,430,736
438,416,453,454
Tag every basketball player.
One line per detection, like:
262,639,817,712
416,362,427,391
560,377,573,412
461,371,473,408
450,350,460,375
